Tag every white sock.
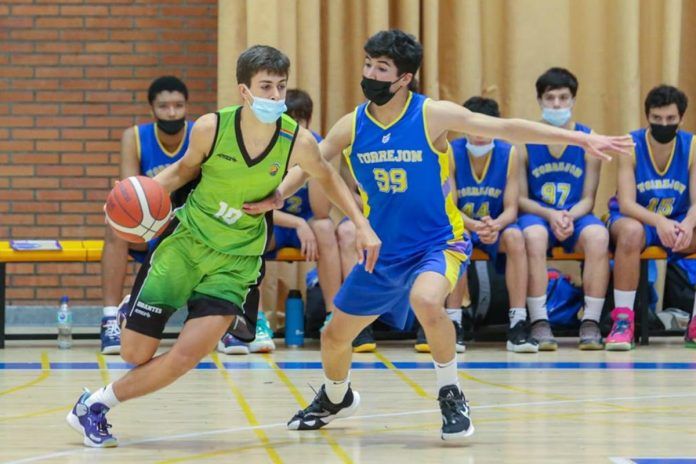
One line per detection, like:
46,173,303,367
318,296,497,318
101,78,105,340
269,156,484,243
614,290,636,310
85,383,120,409
526,295,547,322
324,373,349,404
583,296,605,322
103,306,118,318
434,356,460,391
508,307,527,327
445,308,461,324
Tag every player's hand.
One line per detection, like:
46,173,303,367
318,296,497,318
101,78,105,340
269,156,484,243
296,220,318,261
673,219,694,252
479,228,499,245
549,210,569,240
656,216,681,249
354,221,381,273
242,189,284,215
467,219,486,233
580,133,634,161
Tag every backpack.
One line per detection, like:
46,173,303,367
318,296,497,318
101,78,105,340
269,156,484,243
546,269,583,329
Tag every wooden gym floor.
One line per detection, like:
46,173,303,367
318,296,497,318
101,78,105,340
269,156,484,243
1,338,695,464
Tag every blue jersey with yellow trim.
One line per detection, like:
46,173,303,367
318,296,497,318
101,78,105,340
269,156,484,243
344,92,466,258
136,121,193,177
526,122,591,210
452,138,512,219
280,131,323,220
632,127,694,218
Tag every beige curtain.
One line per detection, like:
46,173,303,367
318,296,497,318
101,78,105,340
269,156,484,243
218,0,696,318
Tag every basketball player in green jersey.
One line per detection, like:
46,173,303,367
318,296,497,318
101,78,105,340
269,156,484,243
66,45,380,448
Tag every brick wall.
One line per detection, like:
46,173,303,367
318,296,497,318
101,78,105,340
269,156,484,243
0,0,218,305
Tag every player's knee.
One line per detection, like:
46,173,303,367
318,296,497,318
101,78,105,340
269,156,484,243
320,323,351,347
311,219,336,246
523,227,548,255
502,229,525,257
337,221,356,250
583,226,610,255
410,291,443,316
121,345,154,366
615,220,644,251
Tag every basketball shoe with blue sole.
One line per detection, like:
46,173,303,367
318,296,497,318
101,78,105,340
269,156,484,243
66,389,118,448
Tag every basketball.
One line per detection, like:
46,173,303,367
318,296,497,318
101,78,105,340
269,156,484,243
105,175,172,243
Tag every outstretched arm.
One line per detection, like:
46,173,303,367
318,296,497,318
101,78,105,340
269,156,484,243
426,100,633,161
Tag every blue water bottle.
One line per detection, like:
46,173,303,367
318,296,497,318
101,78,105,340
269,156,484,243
285,290,304,347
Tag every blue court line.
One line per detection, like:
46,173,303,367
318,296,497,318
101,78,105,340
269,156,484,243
1,361,696,370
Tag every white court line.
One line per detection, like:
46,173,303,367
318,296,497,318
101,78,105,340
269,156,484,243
7,390,696,464
608,459,635,464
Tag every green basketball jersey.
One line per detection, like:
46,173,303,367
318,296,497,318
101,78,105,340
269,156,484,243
176,106,299,255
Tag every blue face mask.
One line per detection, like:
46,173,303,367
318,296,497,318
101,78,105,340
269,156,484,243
466,141,495,158
246,88,287,124
541,107,572,127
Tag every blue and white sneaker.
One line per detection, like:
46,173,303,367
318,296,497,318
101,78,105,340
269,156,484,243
249,312,275,353
217,333,250,355
100,317,121,355
66,389,118,448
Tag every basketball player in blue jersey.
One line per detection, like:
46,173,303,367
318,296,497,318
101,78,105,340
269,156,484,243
450,96,538,353
244,30,632,440
99,76,193,355
607,85,696,350
518,68,610,351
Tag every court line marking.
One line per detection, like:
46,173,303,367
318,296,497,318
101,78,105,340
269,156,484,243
96,353,110,385
6,390,696,464
610,458,696,464
0,352,50,397
0,405,69,423
210,352,283,464
373,350,432,399
261,353,354,464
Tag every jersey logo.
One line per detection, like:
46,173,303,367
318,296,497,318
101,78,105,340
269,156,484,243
269,162,280,176
382,133,391,144
217,153,238,162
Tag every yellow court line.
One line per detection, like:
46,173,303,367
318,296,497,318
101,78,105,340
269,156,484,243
458,371,635,412
0,405,70,422
373,350,433,400
96,353,111,385
210,352,283,464
261,354,354,464
0,352,50,397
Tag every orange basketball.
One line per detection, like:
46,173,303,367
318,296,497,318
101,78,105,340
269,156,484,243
105,176,172,243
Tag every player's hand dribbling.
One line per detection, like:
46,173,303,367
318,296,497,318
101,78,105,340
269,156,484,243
355,222,381,273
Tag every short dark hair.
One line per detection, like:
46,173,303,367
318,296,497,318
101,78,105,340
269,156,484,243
236,45,290,87
364,29,423,75
147,76,188,105
285,89,313,122
535,67,578,99
644,85,688,118
463,96,500,118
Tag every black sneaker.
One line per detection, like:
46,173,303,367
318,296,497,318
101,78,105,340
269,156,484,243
453,321,466,353
352,325,377,353
460,305,475,343
506,320,539,353
438,384,474,440
287,384,361,430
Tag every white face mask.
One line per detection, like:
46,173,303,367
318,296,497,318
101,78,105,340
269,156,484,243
466,141,495,158
541,106,572,127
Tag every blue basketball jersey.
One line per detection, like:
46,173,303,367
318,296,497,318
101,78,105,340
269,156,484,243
135,121,193,177
344,92,466,258
526,123,591,210
280,131,323,220
632,127,694,218
452,138,513,219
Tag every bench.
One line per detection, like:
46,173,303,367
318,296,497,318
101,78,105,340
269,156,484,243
0,241,308,348
0,241,691,348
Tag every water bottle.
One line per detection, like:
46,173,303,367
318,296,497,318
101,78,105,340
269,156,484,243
284,290,304,347
56,296,72,349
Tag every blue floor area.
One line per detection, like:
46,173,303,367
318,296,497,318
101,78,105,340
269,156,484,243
1,361,696,370
630,459,696,464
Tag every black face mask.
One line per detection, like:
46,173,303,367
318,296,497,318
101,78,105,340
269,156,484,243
650,123,679,144
360,75,404,106
156,117,186,135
